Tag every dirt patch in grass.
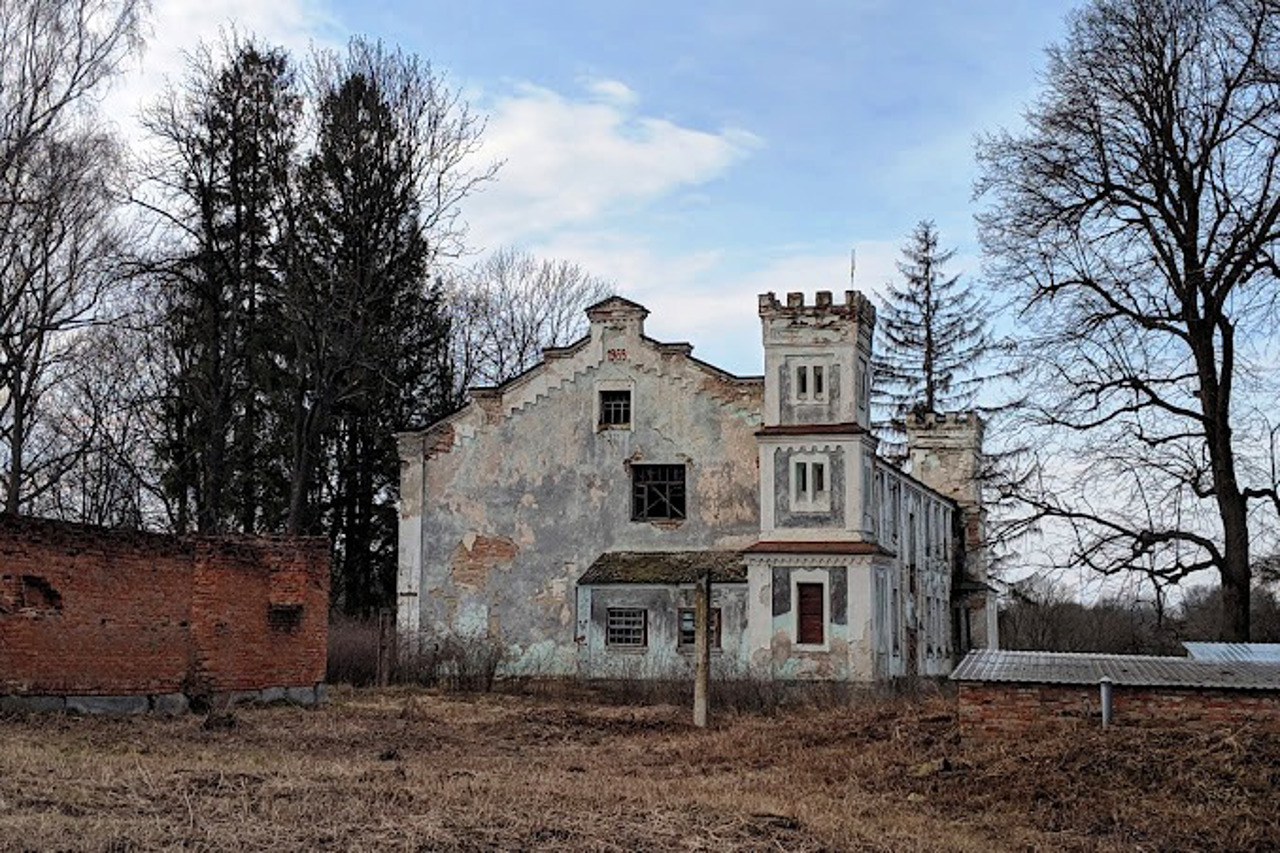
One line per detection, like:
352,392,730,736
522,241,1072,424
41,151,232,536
0,688,1275,851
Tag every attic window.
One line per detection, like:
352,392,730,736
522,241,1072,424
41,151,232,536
599,390,631,428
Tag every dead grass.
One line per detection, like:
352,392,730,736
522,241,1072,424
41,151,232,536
0,688,1276,851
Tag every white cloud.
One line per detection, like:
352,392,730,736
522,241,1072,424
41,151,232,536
101,0,338,143
582,78,637,106
464,80,761,249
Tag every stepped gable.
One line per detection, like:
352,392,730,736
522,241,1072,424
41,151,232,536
399,296,764,458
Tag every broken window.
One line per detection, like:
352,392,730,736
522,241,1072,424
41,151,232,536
18,575,62,613
606,608,647,647
631,464,686,521
678,607,721,648
268,604,304,632
599,390,631,427
796,582,824,645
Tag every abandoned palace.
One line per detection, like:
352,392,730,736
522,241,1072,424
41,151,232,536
397,291,997,681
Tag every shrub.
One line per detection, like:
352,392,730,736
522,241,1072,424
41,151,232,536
327,615,381,686
394,630,506,692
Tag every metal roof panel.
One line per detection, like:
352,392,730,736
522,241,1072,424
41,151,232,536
951,649,1280,691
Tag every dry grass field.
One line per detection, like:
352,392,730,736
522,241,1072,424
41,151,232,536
0,686,1276,851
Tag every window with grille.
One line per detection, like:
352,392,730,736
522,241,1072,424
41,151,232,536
678,607,721,648
796,583,825,646
599,390,631,427
606,608,647,647
631,464,686,521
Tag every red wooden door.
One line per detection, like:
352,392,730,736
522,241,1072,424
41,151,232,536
797,582,824,645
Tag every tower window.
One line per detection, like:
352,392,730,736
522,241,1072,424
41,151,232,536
791,455,831,512
792,361,829,403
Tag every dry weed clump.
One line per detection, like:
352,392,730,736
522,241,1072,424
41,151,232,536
0,687,1275,851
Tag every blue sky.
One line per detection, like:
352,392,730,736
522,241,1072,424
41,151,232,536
113,0,1078,375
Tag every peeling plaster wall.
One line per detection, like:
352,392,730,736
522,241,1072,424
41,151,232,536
866,462,955,678
745,556,877,680
580,583,749,678
399,311,762,676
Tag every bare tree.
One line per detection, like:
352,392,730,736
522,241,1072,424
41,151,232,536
31,321,169,528
0,0,144,513
977,0,1280,640
448,245,612,395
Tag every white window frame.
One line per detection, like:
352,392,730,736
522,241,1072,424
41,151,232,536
791,570,830,651
594,379,635,432
790,358,830,404
790,453,831,513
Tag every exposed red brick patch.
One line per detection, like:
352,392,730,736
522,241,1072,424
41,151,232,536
450,535,518,590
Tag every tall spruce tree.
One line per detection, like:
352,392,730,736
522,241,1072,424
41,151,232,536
142,37,299,533
872,220,993,449
284,42,456,612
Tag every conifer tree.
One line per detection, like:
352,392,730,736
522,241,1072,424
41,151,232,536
872,220,993,448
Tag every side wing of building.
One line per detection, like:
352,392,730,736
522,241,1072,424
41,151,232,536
396,298,763,675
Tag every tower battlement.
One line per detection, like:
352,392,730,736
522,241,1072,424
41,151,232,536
758,290,877,326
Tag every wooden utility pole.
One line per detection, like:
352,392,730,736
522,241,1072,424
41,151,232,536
377,608,395,687
693,569,711,728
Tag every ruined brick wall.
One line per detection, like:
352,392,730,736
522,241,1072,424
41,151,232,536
0,514,329,699
958,681,1280,736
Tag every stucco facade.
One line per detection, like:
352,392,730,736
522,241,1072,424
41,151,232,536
397,290,995,681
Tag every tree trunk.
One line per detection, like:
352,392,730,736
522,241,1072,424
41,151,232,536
1218,496,1252,641
5,380,26,513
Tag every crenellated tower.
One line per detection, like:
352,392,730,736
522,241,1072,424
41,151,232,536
754,290,879,543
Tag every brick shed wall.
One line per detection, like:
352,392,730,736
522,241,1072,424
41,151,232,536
0,514,329,699
959,681,1280,736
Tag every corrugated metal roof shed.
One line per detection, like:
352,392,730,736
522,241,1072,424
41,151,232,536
951,649,1280,691
1182,642,1280,664
578,551,746,585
